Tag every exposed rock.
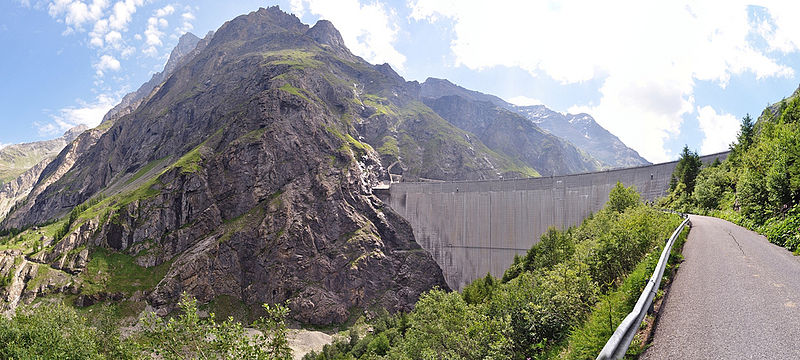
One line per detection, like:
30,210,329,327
0,126,87,221
2,127,106,228
0,125,86,185
3,6,449,325
514,105,650,168
423,94,601,176
420,77,649,169
75,292,124,307
101,31,212,125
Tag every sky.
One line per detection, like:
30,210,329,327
2,1,800,163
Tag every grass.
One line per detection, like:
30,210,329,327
0,220,65,252
377,136,399,158
231,128,267,146
80,247,172,296
362,94,398,117
278,83,312,102
219,205,266,243
325,126,373,156
261,49,322,70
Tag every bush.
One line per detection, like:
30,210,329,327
141,292,292,360
0,303,110,359
608,182,640,213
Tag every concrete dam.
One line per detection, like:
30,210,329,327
376,152,729,290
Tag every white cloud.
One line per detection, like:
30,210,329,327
141,5,178,56
108,0,143,31
507,96,542,107
94,54,120,76
104,30,121,46
37,94,118,136
47,0,108,30
291,0,406,70
409,0,797,162
696,105,740,154
177,11,194,34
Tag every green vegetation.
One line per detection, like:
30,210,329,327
279,83,312,102
0,293,292,359
141,293,292,360
305,184,682,359
663,95,800,254
325,125,373,157
81,247,171,295
262,49,323,70
54,195,105,242
362,94,398,117
376,136,399,158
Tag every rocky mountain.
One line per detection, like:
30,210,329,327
420,78,649,169
2,7,461,325
101,31,213,124
2,32,217,227
420,85,602,176
0,125,86,184
0,126,87,220
513,105,650,168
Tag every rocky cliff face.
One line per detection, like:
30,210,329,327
420,78,649,169
420,81,601,175
0,125,86,184
513,105,650,168
1,7,450,325
0,126,87,221
101,31,213,124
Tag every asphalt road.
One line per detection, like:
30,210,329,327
642,215,800,359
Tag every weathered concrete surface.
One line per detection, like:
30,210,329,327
642,215,800,359
379,152,728,290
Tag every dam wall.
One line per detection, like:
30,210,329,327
379,152,728,290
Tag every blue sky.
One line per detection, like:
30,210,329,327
2,1,800,163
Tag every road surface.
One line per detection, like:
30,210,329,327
642,215,800,359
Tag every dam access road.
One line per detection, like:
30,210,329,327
643,215,800,359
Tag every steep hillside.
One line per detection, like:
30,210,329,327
423,95,600,176
420,80,601,175
421,78,649,169
0,126,86,220
513,105,650,168
0,125,85,184
101,32,213,125
1,7,464,325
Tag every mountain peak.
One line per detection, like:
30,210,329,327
307,20,345,49
163,32,200,75
62,124,88,141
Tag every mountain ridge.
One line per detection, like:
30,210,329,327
420,77,649,168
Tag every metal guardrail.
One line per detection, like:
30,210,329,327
596,213,690,360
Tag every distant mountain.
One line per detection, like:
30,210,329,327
421,93,601,176
421,78,649,168
0,125,85,185
0,125,86,220
513,105,650,168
